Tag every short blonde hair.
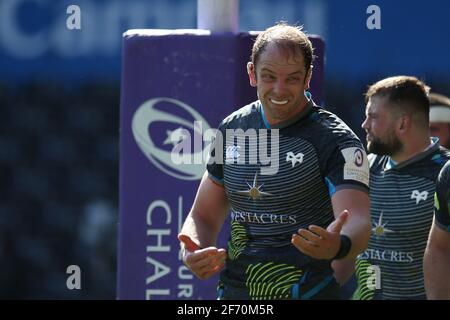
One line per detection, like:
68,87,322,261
251,22,314,74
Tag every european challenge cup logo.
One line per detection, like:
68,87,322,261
132,98,282,180
131,97,214,181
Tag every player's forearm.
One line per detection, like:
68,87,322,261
180,211,222,248
330,189,370,261
332,259,355,285
424,245,450,299
179,172,229,249
341,213,371,261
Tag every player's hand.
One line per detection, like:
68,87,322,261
291,210,349,260
178,234,227,280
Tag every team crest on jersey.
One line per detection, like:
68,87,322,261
411,190,428,204
286,152,304,167
340,147,369,186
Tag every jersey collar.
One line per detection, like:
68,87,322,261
385,137,440,170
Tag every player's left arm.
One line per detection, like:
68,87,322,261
424,220,450,299
330,188,371,261
331,189,371,285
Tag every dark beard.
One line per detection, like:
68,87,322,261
367,136,403,156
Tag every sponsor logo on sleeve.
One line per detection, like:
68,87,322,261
341,147,370,186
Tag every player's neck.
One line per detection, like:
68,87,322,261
391,135,432,164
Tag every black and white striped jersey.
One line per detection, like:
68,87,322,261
207,98,369,299
354,141,450,300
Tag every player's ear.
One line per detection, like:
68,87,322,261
304,65,313,90
397,114,411,134
247,62,257,87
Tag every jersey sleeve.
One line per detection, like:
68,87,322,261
434,160,450,232
322,136,370,196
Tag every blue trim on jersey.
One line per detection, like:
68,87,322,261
300,275,334,300
431,136,446,164
305,91,312,100
325,177,336,197
259,104,271,129
292,269,335,300
432,154,445,165
386,158,397,169
292,283,300,299
208,173,224,185
217,287,225,300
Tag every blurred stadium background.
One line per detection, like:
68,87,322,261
0,0,449,299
